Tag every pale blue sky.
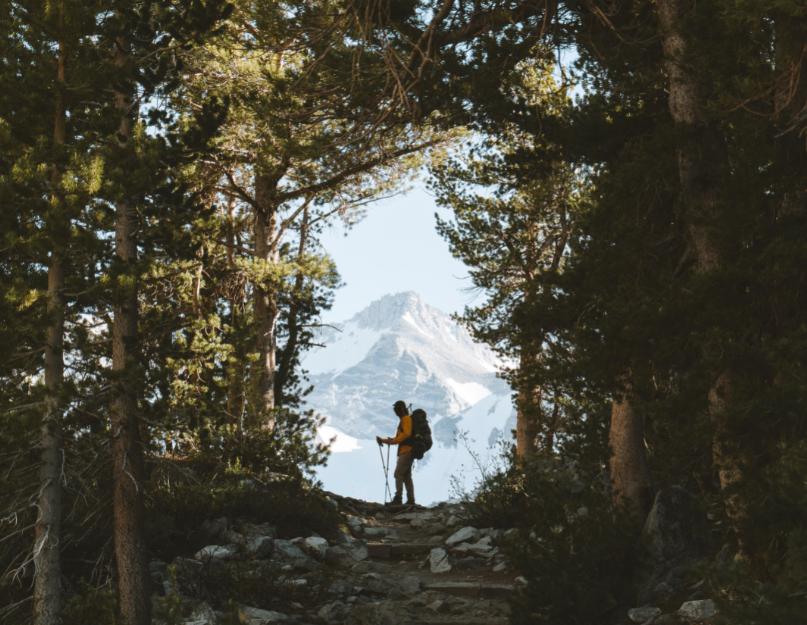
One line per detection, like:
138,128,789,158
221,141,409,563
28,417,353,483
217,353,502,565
318,185,478,322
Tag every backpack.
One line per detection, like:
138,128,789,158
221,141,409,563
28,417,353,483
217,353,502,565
407,408,433,460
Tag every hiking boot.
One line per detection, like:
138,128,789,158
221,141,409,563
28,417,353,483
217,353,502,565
406,498,415,506
386,495,402,506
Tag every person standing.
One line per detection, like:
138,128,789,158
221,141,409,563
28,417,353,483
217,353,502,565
377,400,415,505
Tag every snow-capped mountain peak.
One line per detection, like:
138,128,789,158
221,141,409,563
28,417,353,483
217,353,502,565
302,291,509,438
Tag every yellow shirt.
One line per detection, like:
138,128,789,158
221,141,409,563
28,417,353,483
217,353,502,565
385,415,413,455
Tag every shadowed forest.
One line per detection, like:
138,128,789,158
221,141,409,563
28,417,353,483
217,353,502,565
3,0,807,623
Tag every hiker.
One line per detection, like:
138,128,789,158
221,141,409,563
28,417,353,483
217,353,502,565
376,400,415,506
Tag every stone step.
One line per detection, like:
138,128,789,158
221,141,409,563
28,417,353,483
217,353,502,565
404,619,508,625
421,582,516,600
367,542,434,559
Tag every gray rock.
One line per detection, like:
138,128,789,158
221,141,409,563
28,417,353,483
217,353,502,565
273,540,307,560
302,536,329,559
364,527,398,539
638,487,713,604
194,544,239,562
397,575,421,596
186,602,216,624
328,581,354,596
445,515,462,527
239,605,289,623
327,540,368,565
429,548,452,574
445,526,481,547
149,560,167,572
628,607,661,623
223,529,246,546
246,536,274,558
678,599,717,622
317,601,347,623
426,523,446,536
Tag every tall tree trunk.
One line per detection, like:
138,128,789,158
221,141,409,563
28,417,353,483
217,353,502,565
274,203,310,406
251,172,280,428
657,0,740,515
609,382,654,518
111,33,150,625
34,36,67,625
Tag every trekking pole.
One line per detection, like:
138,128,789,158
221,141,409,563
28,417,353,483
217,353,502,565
386,444,392,502
378,442,392,504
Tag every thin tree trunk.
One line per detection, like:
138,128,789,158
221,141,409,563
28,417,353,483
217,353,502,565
251,172,280,428
34,35,67,625
515,351,541,457
274,203,310,406
226,198,244,429
111,33,150,625
609,383,654,518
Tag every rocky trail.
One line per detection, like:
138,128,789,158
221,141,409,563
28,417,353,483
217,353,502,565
159,490,520,625
322,492,518,625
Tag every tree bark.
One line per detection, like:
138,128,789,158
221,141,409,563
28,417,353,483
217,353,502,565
274,204,310,406
515,364,541,457
111,33,151,625
251,172,280,428
34,36,67,625
609,385,654,518
657,0,741,513
226,198,245,429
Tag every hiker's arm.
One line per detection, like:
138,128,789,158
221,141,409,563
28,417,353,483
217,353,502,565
385,416,412,444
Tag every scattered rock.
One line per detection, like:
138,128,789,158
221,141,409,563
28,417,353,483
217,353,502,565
193,544,239,562
317,601,347,623
238,605,289,623
445,526,481,547
246,536,274,558
302,536,329,559
273,540,306,561
445,515,462,527
678,599,717,622
492,561,507,572
429,548,452,574
186,602,216,624
328,540,368,565
628,607,662,623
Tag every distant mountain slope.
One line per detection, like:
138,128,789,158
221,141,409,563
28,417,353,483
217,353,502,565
303,291,510,438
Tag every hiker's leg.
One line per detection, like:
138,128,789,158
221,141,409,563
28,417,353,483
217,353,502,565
393,452,412,500
396,451,415,503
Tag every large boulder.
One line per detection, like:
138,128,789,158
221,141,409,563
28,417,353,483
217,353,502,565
429,548,451,574
678,599,718,623
445,527,481,547
302,536,329,559
638,487,713,604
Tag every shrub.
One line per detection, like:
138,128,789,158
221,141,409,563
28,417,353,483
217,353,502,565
466,452,637,625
